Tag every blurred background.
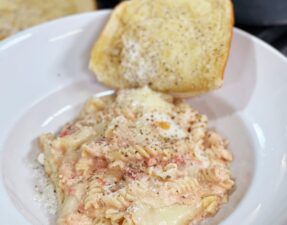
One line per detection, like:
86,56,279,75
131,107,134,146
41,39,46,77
98,0,287,56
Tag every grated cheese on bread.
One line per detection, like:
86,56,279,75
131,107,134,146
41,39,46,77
89,0,234,96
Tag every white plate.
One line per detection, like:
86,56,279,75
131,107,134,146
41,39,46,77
0,10,287,225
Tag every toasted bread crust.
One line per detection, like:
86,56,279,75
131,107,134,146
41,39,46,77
174,0,234,98
90,0,234,96
221,0,234,80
